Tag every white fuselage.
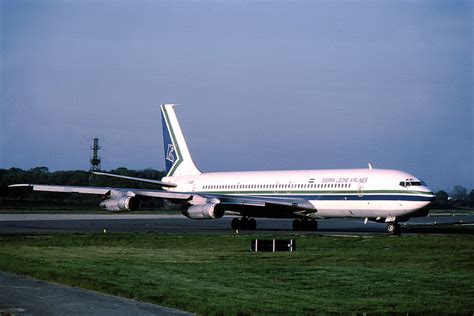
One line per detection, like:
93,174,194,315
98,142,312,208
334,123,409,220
163,168,434,219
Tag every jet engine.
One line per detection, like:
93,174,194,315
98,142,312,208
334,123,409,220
182,203,225,220
100,195,140,212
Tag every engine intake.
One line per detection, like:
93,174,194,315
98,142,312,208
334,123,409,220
100,196,140,212
183,203,225,220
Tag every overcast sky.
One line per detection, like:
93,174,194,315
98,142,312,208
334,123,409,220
1,0,472,191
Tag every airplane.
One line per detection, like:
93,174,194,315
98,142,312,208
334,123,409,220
10,104,435,235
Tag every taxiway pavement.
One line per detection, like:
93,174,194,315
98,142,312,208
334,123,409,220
0,213,472,234
0,270,192,316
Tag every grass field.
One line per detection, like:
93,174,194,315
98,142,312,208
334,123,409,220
0,233,473,315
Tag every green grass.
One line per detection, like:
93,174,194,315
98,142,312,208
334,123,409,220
429,208,474,216
0,233,473,315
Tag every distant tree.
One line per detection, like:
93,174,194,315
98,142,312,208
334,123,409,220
30,166,49,174
435,190,448,203
113,167,130,175
469,190,474,207
1,167,167,210
452,186,468,201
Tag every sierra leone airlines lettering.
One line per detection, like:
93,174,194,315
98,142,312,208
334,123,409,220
10,104,435,234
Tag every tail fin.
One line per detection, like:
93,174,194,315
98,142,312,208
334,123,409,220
161,104,201,177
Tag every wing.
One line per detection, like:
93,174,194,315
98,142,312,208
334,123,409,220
206,193,319,218
8,184,191,201
9,184,317,218
92,172,177,187
9,184,111,195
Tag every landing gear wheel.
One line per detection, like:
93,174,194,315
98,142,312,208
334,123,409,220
248,218,257,230
292,219,302,231
387,222,401,235
307,220,318,231
231,218,240,230
231,217,256,230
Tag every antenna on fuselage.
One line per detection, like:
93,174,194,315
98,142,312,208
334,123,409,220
368,163,373,170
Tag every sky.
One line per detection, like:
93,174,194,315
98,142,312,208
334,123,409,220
1,0,472,191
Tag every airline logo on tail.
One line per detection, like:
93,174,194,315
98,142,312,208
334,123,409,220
166,144,176,163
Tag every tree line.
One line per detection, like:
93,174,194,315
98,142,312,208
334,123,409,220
0,167,473,209
0,167,167,209
433,186,474,209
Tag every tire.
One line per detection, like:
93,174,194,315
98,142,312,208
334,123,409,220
387,222,400,235
248,218,257,230
231,218,240,230
308,220,318,231
292,219,302,231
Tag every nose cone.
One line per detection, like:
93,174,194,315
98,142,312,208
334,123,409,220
422,185,436,202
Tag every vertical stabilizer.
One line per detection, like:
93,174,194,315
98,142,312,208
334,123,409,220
161,104,201,177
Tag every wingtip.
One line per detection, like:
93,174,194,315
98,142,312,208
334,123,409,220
8,184,32,188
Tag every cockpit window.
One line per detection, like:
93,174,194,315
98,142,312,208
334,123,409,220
400,180,426,187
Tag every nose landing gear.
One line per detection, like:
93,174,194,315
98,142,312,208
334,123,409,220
386,222,401,235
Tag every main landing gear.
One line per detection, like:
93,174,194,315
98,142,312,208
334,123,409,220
386,222,401,235
231,217,257,230
292,219,318,231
